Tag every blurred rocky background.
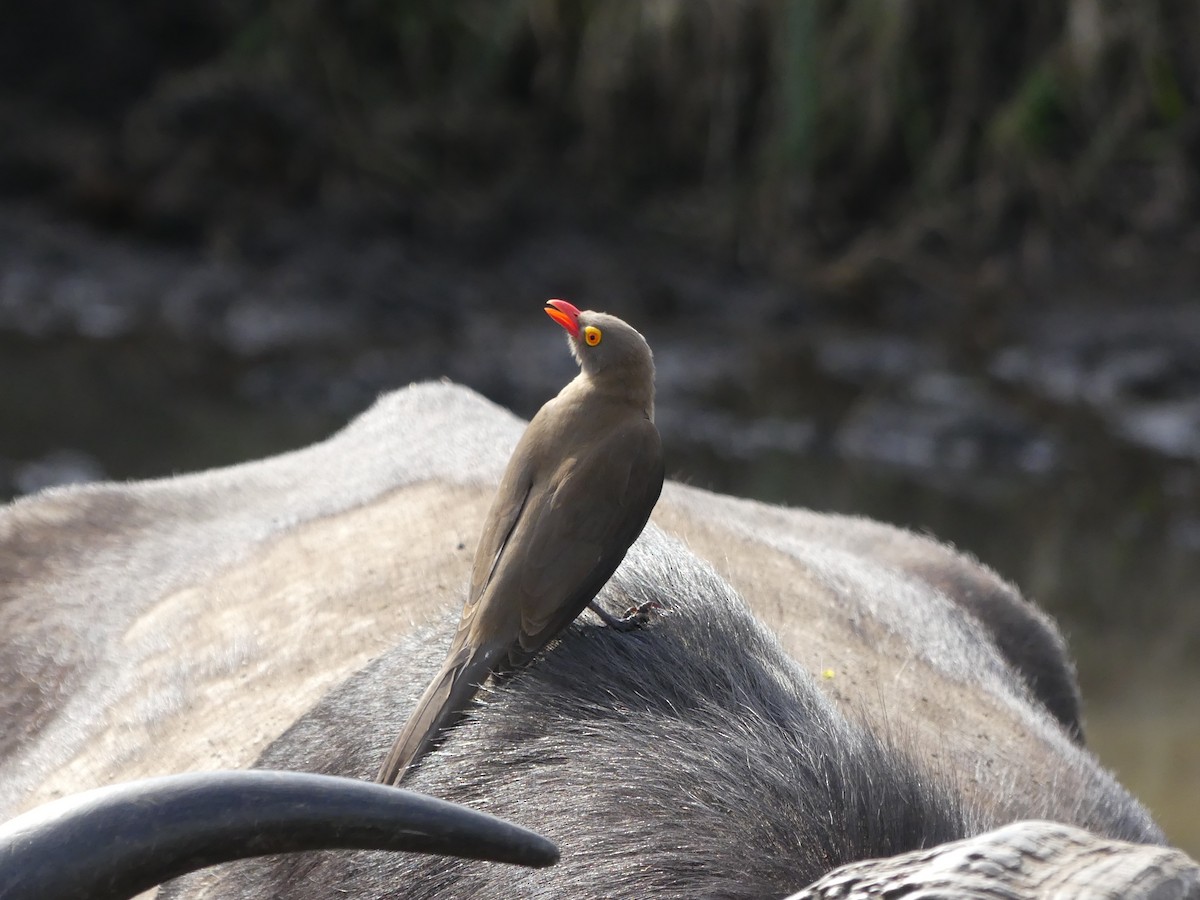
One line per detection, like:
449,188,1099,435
1,0,1197,853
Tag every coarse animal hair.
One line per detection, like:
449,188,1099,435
2,382,1178,899
161,532,1149,900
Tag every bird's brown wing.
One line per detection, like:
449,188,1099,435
512,418,663,659
465,442,537,619
376,417,659,784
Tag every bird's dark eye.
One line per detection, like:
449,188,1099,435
584,326,602,346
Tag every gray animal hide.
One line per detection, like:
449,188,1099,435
1,382,1195,898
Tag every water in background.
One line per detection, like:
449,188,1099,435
2,207,1197,853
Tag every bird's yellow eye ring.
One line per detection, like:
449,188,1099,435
584,326,602,346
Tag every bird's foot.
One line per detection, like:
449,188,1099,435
622,600,665,627
589,599,665,631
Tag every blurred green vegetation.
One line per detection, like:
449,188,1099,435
230,1,1198,260
5,1,1199,278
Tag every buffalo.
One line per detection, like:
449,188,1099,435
1,382,1197,898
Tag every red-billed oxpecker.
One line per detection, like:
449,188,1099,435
376,300,664,785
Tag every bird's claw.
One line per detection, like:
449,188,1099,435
616,600,665,629
589,599,665,631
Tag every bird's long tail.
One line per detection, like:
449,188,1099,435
375,644,504,786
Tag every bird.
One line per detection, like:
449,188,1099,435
376,299,664,786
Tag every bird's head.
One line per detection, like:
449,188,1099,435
544,299,655,388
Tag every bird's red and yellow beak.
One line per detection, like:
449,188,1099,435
544,299,581,337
